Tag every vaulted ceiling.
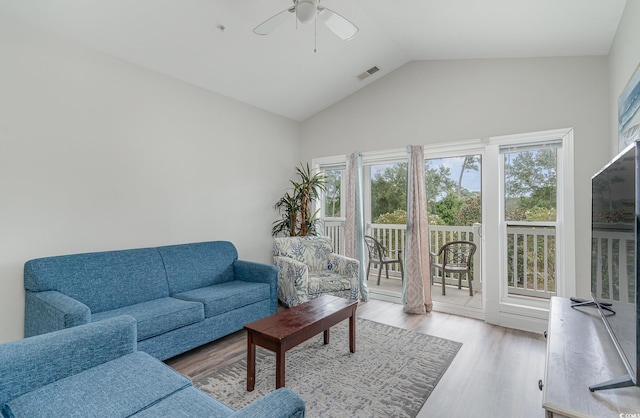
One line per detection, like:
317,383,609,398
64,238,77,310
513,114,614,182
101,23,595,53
0,0,627,121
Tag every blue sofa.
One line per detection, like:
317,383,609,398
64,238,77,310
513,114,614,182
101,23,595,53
0,315,305,417
24,241,278,360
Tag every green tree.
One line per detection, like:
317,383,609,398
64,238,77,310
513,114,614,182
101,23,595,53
425,164,456,202
368,157,482,227
455,194,482,225
374,209,406,224
457,156,480,199
431,191,465,225
525,207,557,221
505,149,556,221
323,169,341,217
373,208,445,226
505,150,555,196
371,163,407,220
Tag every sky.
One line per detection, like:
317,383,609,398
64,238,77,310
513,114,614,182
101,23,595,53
427,156,482,193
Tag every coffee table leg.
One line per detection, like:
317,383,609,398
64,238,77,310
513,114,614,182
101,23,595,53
247,332,256,391
275,347,285,389
324,328,330,345
349,310,356,353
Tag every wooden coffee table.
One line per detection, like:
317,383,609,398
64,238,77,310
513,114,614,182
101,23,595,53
244,295,357,391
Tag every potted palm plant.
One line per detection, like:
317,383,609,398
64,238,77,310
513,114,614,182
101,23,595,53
272,163,327,236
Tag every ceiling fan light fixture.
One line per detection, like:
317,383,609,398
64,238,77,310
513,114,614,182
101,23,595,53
296,0,317,24
254,0,358,42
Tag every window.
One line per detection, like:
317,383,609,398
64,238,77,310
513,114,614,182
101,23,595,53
315,159,347,254
323,168,343,218
501,141,561,299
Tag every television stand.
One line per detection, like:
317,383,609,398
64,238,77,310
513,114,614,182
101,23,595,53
569,296,616,315
588,374,635,392
542,297,640,417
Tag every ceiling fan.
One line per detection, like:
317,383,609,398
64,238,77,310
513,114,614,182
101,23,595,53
253,0,359,41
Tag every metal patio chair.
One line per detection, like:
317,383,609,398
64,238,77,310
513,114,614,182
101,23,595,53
432,240,476,296
364,235,403,285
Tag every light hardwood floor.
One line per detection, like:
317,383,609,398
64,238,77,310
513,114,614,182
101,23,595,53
166,299,547,417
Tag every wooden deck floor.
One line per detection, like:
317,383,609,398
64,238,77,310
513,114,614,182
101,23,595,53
367,272,484,312
166,298,546,417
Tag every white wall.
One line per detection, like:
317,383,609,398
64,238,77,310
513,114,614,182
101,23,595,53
300,57,610,300
4,5,636,343
0,19,300,343
609,0,640,156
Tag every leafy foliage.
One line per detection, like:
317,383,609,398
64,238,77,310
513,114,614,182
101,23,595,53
525,207,557,221
371,163,407,220
323,169,342,217
505,150,555,197
454,195,482,225
273,163,326,237
374,209,407,224
425,164,456,201
327,149,556,227
504,149,556,221
430,191,465,225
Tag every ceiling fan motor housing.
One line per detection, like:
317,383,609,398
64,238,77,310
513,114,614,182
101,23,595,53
296,0,318,24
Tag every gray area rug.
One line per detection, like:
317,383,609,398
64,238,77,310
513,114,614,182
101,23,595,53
195,318,462,418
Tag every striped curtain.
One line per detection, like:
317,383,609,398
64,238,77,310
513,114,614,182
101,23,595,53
345,152,369,301
403,145,432,313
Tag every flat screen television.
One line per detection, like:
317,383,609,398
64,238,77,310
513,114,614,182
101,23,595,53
586,140,640,391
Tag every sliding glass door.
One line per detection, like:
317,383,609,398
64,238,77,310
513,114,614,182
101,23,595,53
313,128,575,328
364,161,407,299
425,154,482,312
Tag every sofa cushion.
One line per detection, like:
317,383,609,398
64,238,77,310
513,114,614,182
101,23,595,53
131,386,234,417
173,281,271,318
91,297,204,341
24,248,169,313
158,242,238,294
308,273,352,296
1,352,190,418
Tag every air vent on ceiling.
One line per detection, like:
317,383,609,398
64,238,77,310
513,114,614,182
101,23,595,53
358,66,380,81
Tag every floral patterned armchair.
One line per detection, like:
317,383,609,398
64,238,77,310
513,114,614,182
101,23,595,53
273,236,360,308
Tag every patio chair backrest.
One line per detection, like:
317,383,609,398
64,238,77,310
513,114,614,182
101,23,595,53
438,240,476,269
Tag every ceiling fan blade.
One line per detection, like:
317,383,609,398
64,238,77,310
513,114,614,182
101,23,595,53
253,7,295,35
318,7,359,40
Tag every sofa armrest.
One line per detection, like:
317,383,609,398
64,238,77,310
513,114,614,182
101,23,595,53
0,315,137,407
230,388,305,418
327,253,360,300
274,256,309,308
234,260,279,313
234,259,278,284
24,290,91,337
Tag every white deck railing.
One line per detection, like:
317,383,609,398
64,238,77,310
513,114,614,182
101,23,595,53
591,229,634,304
324,220,345,255
506,222,556,299
323,221,481,289
323,220,564,299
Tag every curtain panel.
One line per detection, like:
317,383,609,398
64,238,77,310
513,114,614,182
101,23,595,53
403,145,433,313
345,152,368,302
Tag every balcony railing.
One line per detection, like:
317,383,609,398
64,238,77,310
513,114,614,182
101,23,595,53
592,230,634,305
506,222,556,299
324,219,560,299
323,221,481,290
324,220,345,255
